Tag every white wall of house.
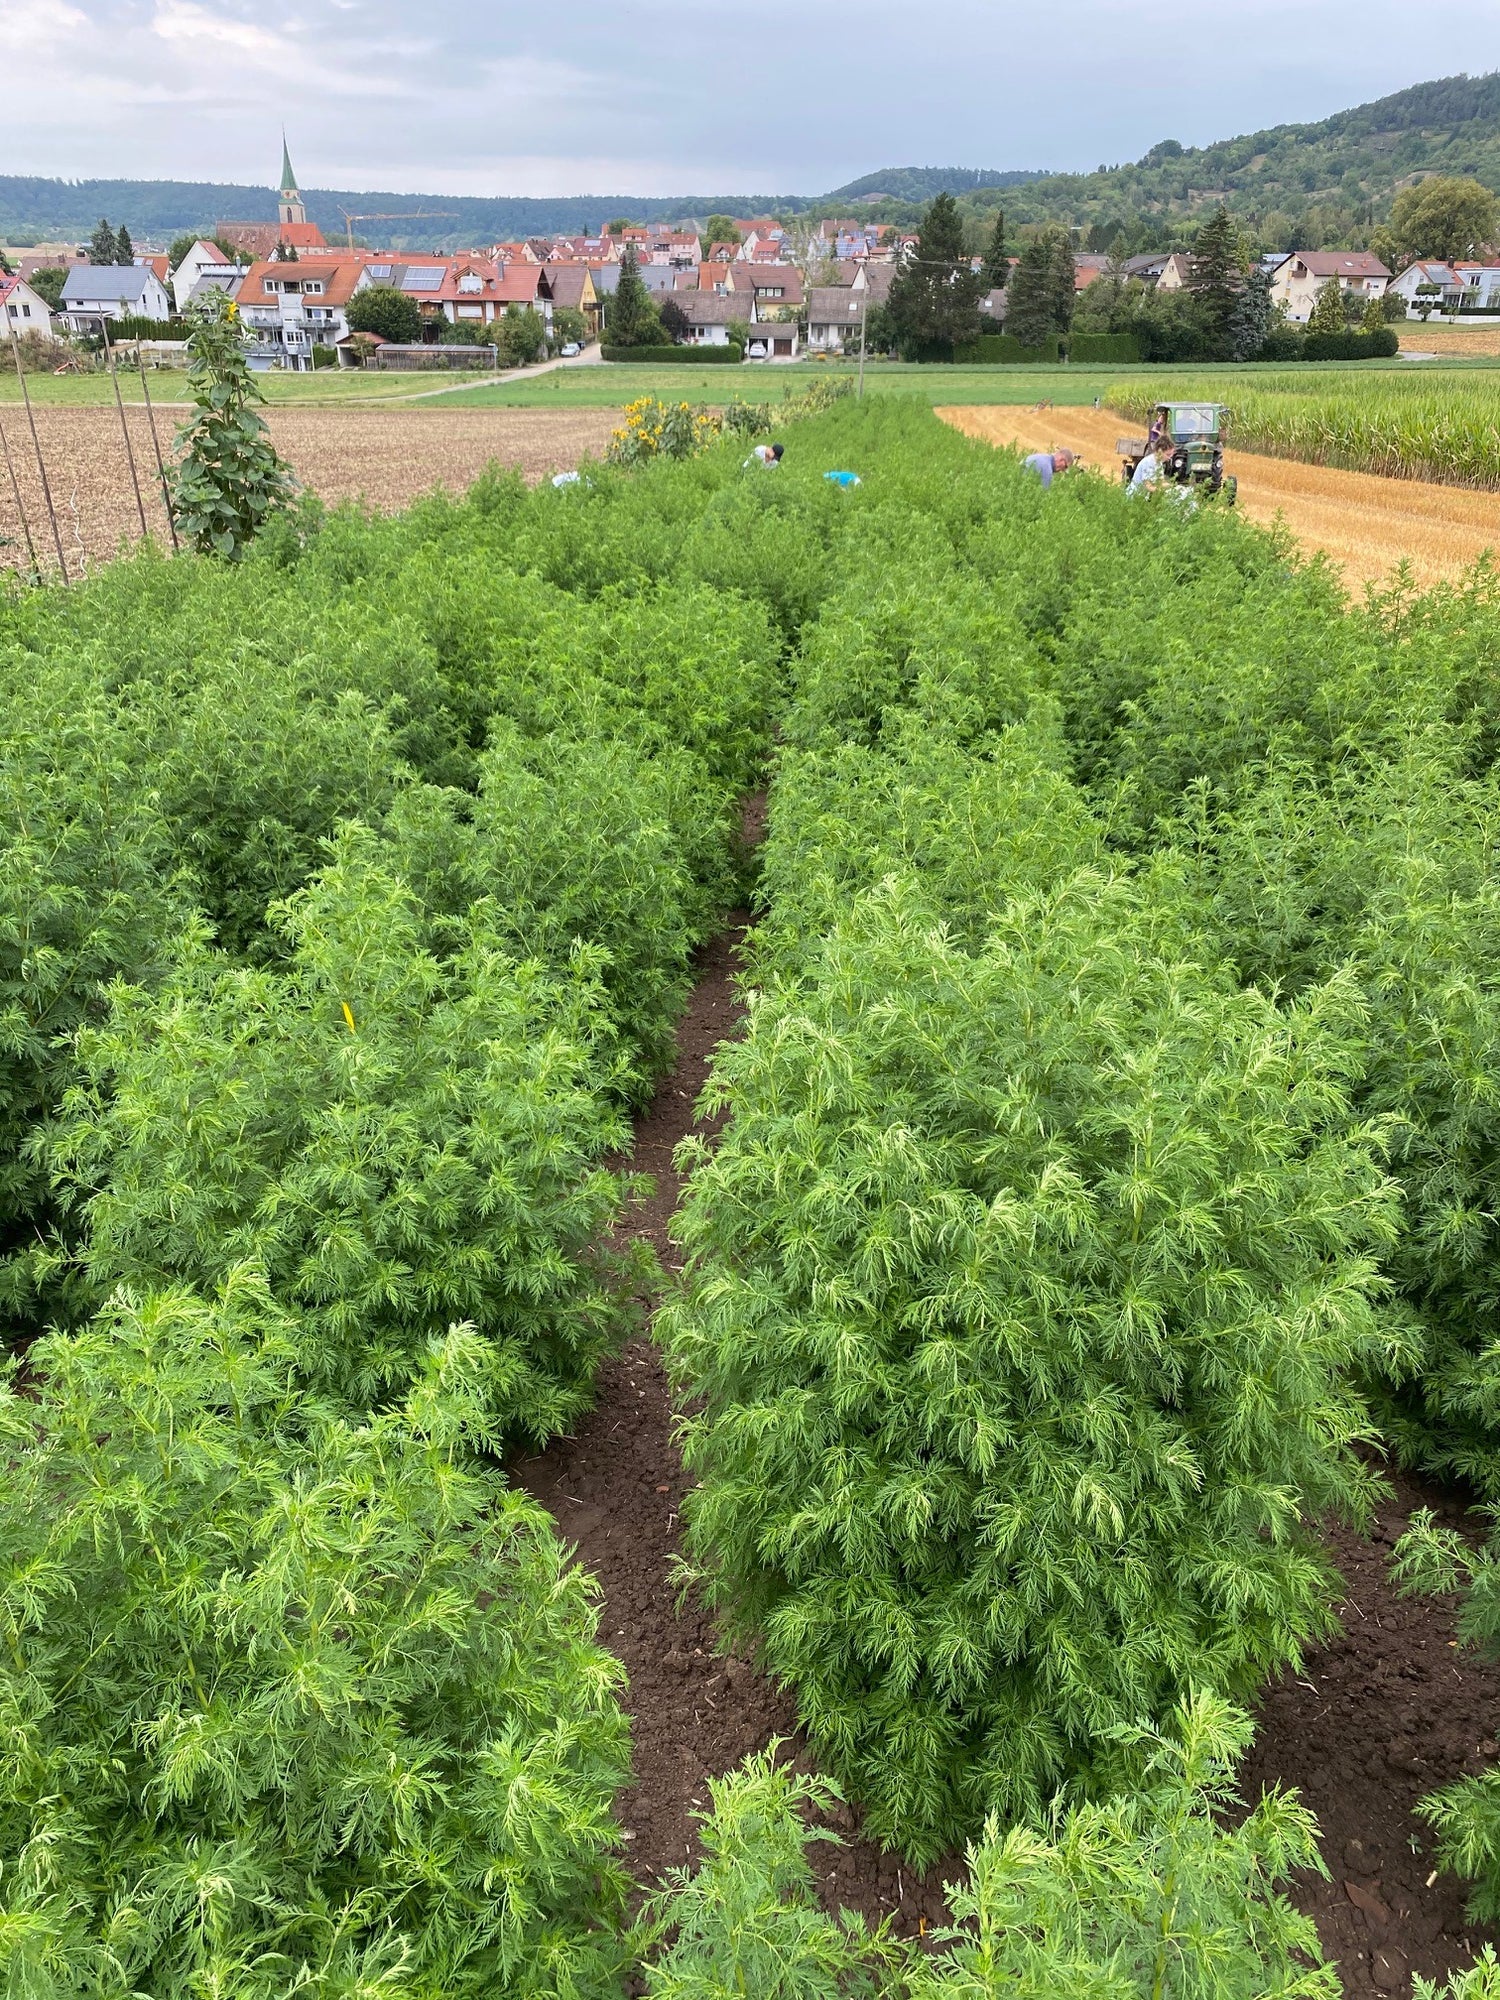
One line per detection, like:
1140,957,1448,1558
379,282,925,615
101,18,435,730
172,242,231,310
3,280,56,336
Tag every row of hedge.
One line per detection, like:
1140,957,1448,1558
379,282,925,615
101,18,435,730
601,342,744,363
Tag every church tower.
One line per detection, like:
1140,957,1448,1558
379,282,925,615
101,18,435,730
278,135,307,228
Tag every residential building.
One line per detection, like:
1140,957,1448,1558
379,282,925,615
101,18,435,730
0,272,56,337
743,264,804,310
744,319,800,361
171,239,236,310
541,263,601,340
58,264,172,328
806,286,869,353
1154,252,1196,293
236,254,367,365
1268,249,1390,322
671,292,747,346
1121,252,1171,284
1389,259,1500,314
217,139,327,259
1073,253,1113,291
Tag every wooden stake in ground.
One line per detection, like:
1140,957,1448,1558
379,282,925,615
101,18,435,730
135,348,180,551
0,408,40,580
101,322,149,543
9,332,68,580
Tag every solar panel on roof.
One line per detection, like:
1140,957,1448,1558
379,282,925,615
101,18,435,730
404,267,443,290
368,264,392,278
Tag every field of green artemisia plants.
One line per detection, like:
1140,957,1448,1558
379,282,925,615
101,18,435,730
6,392,1500,1996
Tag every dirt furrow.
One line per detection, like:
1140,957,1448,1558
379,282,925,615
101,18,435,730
513,914,950,1938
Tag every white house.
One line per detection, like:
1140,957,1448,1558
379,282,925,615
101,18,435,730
0,272,57,338
1268,250,1390,322
59,264,172,328
806,286,867,353
1389,260,1500,315
171,239,239,311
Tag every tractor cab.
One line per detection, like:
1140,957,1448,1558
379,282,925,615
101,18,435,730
1118,402,1236,502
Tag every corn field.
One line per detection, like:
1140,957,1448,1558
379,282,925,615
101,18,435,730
1109,371,1500,488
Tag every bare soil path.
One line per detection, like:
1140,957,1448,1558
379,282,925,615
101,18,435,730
0,405,616,576
939,404,1500,589
513,908,951,1942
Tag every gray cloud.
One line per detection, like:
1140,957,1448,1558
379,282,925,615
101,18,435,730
4,0,1498,195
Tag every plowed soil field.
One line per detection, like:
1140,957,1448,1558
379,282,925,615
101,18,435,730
939,404,1500,588
0,405,617,576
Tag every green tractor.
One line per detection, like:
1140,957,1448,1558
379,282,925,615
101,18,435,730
1117,401,1237,503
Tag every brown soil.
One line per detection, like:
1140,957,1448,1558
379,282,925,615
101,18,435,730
514,910,952,1939
937,404,1500,589
1243,1472,1500,1997
0,405,616,577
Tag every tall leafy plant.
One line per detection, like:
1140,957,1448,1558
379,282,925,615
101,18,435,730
48,830,639,1434
0,1282,632,1997
168,290,298,559
664,875,1398,1860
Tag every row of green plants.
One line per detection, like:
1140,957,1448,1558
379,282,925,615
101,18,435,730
4,371,1499,1991
650,393,1500,1986
1109,369,1500,486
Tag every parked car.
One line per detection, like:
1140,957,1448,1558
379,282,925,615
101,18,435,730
560,341,582,357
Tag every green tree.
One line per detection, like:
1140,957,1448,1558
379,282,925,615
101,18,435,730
167,230,201,268
606,243,662,348
657,294,690,344
167,291,297,559
1306,275,1346,334
552,304,588,346
1188,202,1244,358
1227,262,1275,359
887,190,983,358
114,223,134,264
1006,229,1066,347
88,217,118,265
1362,290,1388,334
981,208,1009,287
703,214,741,248
1046,226,1077,336
272,237,299,262
605,216,636,235
497,302,547,364
345,281,421,343
26,265,67,310
1390,175,1500,264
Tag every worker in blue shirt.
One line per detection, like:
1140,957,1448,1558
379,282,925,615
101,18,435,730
1022,448,1076,488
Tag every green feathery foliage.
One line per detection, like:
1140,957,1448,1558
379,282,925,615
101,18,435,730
168,291,298,560
664,873,1398,1860
45,829,640,1434
638,1696,1337,1999
0,1279,632,1996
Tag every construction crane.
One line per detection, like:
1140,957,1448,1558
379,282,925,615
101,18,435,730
338,208,459,251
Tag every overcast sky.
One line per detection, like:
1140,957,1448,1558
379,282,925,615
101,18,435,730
3,0,1497,197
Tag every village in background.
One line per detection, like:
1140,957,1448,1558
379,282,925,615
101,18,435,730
3,120,1498,374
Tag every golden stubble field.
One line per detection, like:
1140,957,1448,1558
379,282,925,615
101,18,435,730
0,405,618,575
938,404,1500,588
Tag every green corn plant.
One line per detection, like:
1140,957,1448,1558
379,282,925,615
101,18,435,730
46,826,641,1435
0,1276,632,1997
663,873,1399,1862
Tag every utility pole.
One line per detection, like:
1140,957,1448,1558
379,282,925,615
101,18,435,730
858,297,867,398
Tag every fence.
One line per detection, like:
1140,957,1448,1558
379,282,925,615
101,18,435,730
361,344,501,372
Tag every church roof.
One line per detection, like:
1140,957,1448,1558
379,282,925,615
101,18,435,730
280,134,298,195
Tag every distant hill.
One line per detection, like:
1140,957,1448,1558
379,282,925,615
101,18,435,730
821,167,1046,205
5,74,1498,250
0,178,814,250
981,71,1500,232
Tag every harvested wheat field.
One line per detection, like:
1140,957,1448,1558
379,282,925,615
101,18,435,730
0,404,617,576
1400,324,1500,358
938,403,1500,589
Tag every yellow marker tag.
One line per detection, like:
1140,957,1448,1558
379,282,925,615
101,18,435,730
341,1002,356,1033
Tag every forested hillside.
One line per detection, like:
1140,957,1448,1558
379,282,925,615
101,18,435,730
967,72,1500,246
